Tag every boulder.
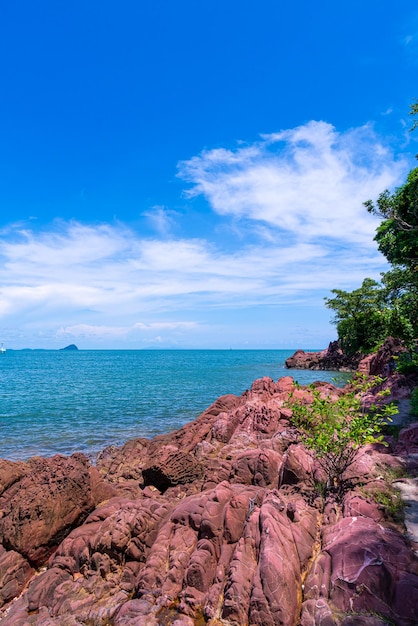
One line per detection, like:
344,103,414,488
0,546,33,609
285,348,327,369
358,336,408,376
142,450,205,492
0,459,29,496
0,453,98,566
301,513,418,625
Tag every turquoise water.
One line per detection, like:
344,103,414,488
0,350,350,462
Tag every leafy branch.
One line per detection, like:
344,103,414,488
286,376,398,497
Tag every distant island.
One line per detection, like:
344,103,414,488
59,344,79,351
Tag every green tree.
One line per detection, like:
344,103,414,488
381,268,417,342
364,167,418,268
410,99,418,133
364,166,418,342
324,278,387,355
325,102,418,362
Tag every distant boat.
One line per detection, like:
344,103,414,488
0,343,6,354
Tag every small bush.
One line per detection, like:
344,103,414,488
396,350,418,376
287,376,398,497
364,485,405,523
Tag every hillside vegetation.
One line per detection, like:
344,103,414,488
324,103,418,387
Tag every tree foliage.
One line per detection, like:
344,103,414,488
410,99,418,133
325,279,388,355
325,106,418,353
325,276,416,354
364,167,418,268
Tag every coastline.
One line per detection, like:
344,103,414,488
0,342,417,625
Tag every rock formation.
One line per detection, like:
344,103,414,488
0,372,417,625
357,336,408,376
286,336,409,375
285,340,361,371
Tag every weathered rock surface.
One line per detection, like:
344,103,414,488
300,510,418,626
0,545,33,609
0,453,115,567
0,371,417,625
285,340,360,371
142,450,205,492
286,336,410,375
358,336,409,376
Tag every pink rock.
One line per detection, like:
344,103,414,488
281,443,314,486
142,450,205,492
0,459,28,496
250,375,279,397
230,448,283,488
396,422,418,455
0,453,97,566
276,375,296,394
342,493,383,521
285,348,327,369
0,546,33,608
359,336,407,376
285,341,359,371
223,490,318,626
210,409,241,443
302,514,418,625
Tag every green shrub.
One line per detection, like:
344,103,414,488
287,376,398,497
364,486,405,523
395,350,418,375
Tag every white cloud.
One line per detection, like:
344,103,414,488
142,205,178,236
0,217,386,347
56,324,131,339
133,321,199,330
178,121,408,245
53,320,205,348
56,321,200,340
0,120,411,348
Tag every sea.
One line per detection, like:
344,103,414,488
0,349,351,463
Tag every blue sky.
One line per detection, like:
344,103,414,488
0,0,417,349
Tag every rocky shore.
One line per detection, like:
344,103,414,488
285,337,407,373
0,342,417,625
